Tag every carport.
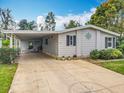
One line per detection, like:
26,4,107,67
2,30,59,54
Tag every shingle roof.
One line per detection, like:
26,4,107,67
1,25,120,36
59,25,120,36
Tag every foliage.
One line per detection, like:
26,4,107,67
18,19,36,30
2,40,10,47
0,48,20,64
0,8,15,30
100,49,123,60
99,50,108,59
18,19,28,30
87,0,124,41
38,23,44,31
0,64,17,93
117,43,124,54
90,49,100,59
90,49,123,60
100,61,124,75
45,12,56,31
28,21,36,30
64,20,81,29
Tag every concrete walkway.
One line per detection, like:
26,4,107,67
9,53,124,93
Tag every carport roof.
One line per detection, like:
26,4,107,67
1,30,60,39
2,30,60,39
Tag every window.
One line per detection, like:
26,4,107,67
105,37,116,48
107,38,112,47
66,35,76,46
45,39,48,45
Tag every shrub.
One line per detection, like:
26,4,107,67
90,49,123,60
99,49,123,60
2,40,10,47
99,50,105,59
110,49,123,59
0,48,20,64
117,44,124,54
90,49,100,59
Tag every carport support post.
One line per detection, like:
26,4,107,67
10,34,13,48
0,38,2,48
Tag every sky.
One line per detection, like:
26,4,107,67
0,0,104,30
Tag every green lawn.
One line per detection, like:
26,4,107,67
100,61,124,75
0,64,17,93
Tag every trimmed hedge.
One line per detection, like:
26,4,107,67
90,49,123,60
0,48,20,64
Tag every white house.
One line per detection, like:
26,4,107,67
0,25,120,58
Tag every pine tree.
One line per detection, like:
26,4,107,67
45,12,56,31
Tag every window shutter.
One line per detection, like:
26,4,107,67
66,35,69,46
113,37,115,48
73,35,76,46
70,36,73,45
105,37,108,48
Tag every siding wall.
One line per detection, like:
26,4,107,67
80,29,97,56
42,34,58,56
58,31,76,57
58,28,117,57
100,32,116,49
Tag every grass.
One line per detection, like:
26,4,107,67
0,64,17,93
100,61,124,75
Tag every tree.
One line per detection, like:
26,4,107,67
87,0,124,31
45,12,56,31
0,8,14,30
18,19,36,30
114,9,124,44
18,19,28,30
87,0,124,43
39,24,44,31
27,21,36,30
64,20,81,29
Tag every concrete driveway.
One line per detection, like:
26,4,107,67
9,53,124,93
